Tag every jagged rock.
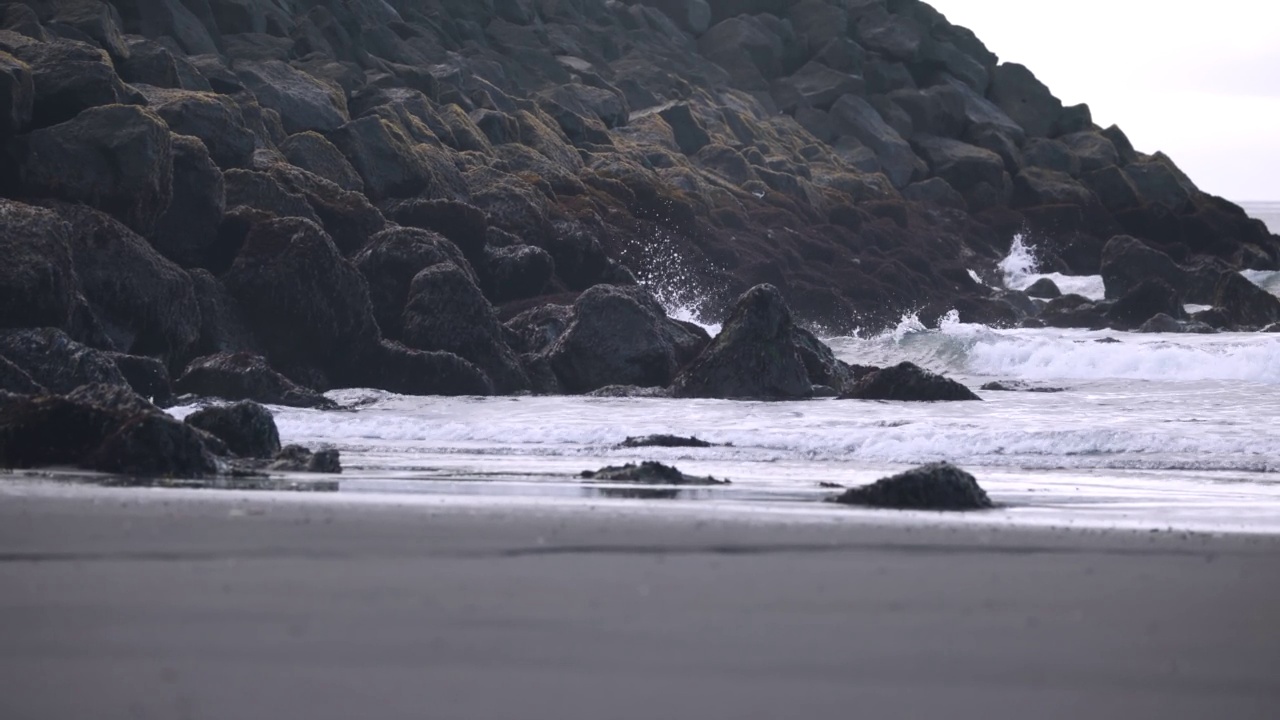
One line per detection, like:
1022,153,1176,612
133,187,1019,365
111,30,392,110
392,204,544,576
0,327,128,393
1212,272,1280,329
108,352,172,405
549,285,710,394
658,103,710,156
889,84,967,138
2,35,130,128
901,177,966,210
1025,278,1062,299
232,59,347,134
581,461,727,485
1,49,33,137
1125,159,1193,212
268,444,341,474
152,133,226,268
841,362,979,402
0,199,78,331
184,400,280,458
1106,279,1184,331
327,115,446,202
987,63,1063,139
175,352,334,409
830,463,994,510
38,201,200,366
698,15,793,90
353,227,475,339
1011,168,1095,208
1137,313,1189,334
672,284,812,400
136,86,256,170
772,61,864,113
401,263,528,393
792,325,867,393
1099,235,1189,301
0,354,44,394
1021,138,1080,176
630,0,711,34
14,104,173,236
280,131,363,192
619,434,715,448
913,136,1005,196
222,217,380,383
829,94,920,188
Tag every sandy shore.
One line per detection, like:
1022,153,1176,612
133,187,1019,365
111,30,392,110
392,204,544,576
1,480,1278,719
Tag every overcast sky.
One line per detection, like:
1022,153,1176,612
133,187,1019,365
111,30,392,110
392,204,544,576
924,1,1280,201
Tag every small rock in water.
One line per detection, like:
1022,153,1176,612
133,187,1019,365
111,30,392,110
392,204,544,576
587,385,674,398
980,381,1067,393
829,463,994,511
581,461,728,485
841,362,980,402
267,445,342,474
1094,337,1123,344
619,434,714,448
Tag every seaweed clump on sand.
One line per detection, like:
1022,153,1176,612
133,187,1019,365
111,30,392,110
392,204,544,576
829,463,994,511
581,461,728,486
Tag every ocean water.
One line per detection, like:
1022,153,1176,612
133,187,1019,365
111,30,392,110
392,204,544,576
1241,201,1280,235
170,224,1280,535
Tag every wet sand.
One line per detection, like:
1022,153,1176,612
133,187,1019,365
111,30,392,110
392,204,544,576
1,481,1278,720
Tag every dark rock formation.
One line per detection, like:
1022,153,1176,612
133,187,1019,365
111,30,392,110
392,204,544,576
1024,278,1061,299
1212,273,1280,330
980,381,1067,393
174,352,335,409
672,284,812,400
184,400,280,459
619,434,715,448
86,411,218,478
0,199,78,331
108,352,173,405
580,461,727,485
268,444,341,474
1105,279,1184,331
841,362,980,402
830,462,994,511
0,327,128,393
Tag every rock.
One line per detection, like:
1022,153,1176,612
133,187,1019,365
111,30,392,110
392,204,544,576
184,400,280,458
888,84,967,138
772,61,864,113
792,325,867,393
482,244,554,303
619,435,715,448
137,86,256,170
829,94,920,188
85,411,217,478
116,36,179,88
401,263,528,393
1212,272,1280,329
1025,278,1062,299
912,136,1005,196
580,461,727,486
0,199,78,331
1125,159,1192,212
658,103,711,156
39,201,201,366
631,0,711,34
223,217,380,383
0,354,44,394
987,63,1063,139
174,352,335,409
1083,165,1142,213
1136,313,1186,334
0,384,149,469
108,352,172,405
383,198,487,258
1011,168,1095,208
262,162,386,256
352,227,475,339
841,362,980,402
188,269,258,355
1021,138,1080,176
14,104,173,236
672,284,812,400
505,304,574,355
280,131,363,192
1099,235,1189,301
152,133,226,268
1106,279,1184,331
232,59,348,134
0,49,33,137
222,168,321,225
350,340,493,397
698,15,792,89
980,381,1067,393
1060,132,1118,173
0,327,128,393
549,284,710,394
830,462,994,510
585,385,673,398
901,177,965,210
268,444,341,474
3,36,129,128
326,115,445,202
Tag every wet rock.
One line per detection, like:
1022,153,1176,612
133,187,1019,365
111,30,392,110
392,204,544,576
184,400,280,458
116,36,179,88
401,263,528,393
580,461,727,486
0,385,146,468
586,385,674,398
152,134,226,269
980,381,1067,393
1100,235,1187,300
841,362,980,402
1212,272,1280,329
175,352,335,409
0,199,78,331
268,444,341,474
619,435,715,448
4,36,129,128
326,115,443,202
1024,278,1062,299
354,340,493,397
913,136,1005,197
262,162,386,256
107,352,173,405
383,198,487,259
0,49,33,137
549,284,710,394
137,86,256,170
222,168,322,225
86,411,217,478
658,103,711,156
1106,279,1184,331
482,244,555,303
829,462,994,511
280,131,363,192
14,104,173,236
792,325,870,393
188,270,258,356
673,284,811,400
505,304,574,355
828,94,920,188
0,327,128,393
1037,294,1108,330
353,227,475,339
0,354,44,394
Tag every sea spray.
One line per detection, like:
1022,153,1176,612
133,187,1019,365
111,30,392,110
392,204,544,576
998,234,1106,300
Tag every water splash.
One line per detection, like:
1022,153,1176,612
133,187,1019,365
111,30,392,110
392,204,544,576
626,230,722,336
998,234,1106,300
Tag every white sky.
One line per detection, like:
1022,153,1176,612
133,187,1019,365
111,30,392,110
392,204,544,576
924,1,1280,201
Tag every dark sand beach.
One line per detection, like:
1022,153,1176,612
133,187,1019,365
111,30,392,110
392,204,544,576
2,481,1277,720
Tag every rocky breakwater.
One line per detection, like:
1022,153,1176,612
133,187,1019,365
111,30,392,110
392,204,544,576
2,0,1276,430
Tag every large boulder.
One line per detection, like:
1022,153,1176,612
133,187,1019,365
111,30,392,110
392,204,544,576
548,284,710,394
0,354,44,394
151,133,226,268
0,383,156,469
1212,273,1280,329
352,227,475,338
912,136,1005,196
222,217,380,383
401,263,529,394
830,463,994,510
383,199,488,259
188,269,259,356
829,94,921,188
232,59,348,134
0,199,78,331
107,352,173,405
13,104,174,236
280,131,364,192
353,340,493,397
40,201,201,365
327,115,447,202
505,303,574,355
2,36,130,128
1099,235,1189,301
136,86,256,170
0,49,33,137
0,327,128,393
482,244,555,303
987,63,1063,138
184,400,281,458
1105,279,1184,331
85,411,218,477
672,284,812,400
174,352,334,409
262,162,386,256
840,362,980,401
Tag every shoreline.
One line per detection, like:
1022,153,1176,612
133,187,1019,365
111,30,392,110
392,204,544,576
2,481,1278,720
